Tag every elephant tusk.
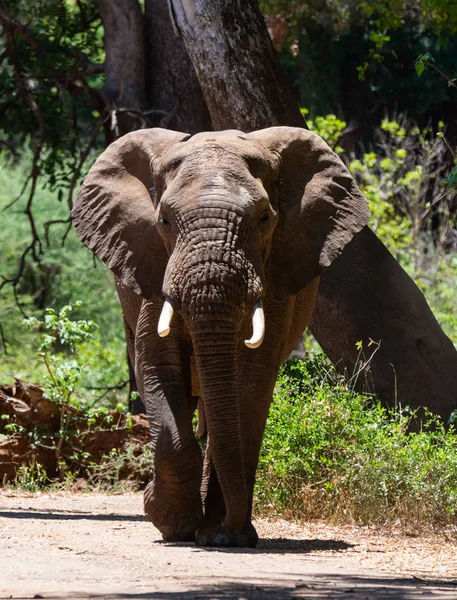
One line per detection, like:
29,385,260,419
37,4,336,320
245,299,265,349
157,299,174,337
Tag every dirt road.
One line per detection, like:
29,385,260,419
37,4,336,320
1,492,456,599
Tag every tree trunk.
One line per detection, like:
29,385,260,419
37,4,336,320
144,0,211,134
169,0,457,423
168,0,304,131
96,0,147,140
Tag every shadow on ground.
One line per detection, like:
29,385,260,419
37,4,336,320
0,509,146,522
27,575,457,599
158,538,355,554
1,508,354,553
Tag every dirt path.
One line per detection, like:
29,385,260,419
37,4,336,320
1,492,456,599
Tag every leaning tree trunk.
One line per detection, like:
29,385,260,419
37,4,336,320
169,0,457,423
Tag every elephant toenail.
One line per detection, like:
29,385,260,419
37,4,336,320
196,535,208,546
214,533,231,546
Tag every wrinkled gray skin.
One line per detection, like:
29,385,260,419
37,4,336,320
72,127,369,548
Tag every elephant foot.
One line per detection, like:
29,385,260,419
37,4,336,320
144,479,203,543
160,524,197,543
195,521,259,548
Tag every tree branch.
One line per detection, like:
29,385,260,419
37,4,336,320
0,7,104,75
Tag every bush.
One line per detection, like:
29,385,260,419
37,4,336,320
256,356,457,529
348,115,456,257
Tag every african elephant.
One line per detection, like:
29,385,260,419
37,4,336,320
72,127,369,547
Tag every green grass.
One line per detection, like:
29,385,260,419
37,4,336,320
256,357,457,529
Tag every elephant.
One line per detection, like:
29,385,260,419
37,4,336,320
72,126,369,547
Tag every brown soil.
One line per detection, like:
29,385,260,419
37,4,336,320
0,380,150,482
1,492,456,599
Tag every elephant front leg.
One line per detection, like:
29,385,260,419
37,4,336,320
198,449,259,547
135,299,203,541
197,363,278,548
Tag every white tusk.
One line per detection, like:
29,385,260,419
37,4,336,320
245,299,265,349
157,300,174,338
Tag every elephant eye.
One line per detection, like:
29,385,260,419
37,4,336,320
159,214,169,226
259,211,270,230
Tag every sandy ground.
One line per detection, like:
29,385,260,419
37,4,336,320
1,492,457,599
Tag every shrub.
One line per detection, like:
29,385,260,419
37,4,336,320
256,356,457,529
348,115,456,259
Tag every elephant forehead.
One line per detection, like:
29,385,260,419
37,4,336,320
189,129,247,142
159,136,279,174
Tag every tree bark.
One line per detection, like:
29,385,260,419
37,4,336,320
169,0,457,423
96,0,147,140
168,0,304,131
144,0,211,134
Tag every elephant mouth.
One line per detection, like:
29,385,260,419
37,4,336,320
157,295,265,349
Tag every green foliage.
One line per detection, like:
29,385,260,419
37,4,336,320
0,0,104,178
1,301,149,488
24,303,97,406
261,1,457,127
12,303,126,477
9,462,49,492
344,116,457,347
414,53,434,78
0,157,127,398
84,444,154,493
349,117,456,264
414,253,457,344
302,110,346,154
256,357,457,527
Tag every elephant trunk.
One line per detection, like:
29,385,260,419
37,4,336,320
191,320,247,534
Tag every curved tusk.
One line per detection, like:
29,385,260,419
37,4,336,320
157,299,174,338
245,299,265,349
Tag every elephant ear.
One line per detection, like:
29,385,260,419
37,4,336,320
248,126,370,301
72,128,190,297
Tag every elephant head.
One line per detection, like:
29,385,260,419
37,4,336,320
72,126,369,537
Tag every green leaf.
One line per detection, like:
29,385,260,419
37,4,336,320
447,167,457,187
415,62,425,78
